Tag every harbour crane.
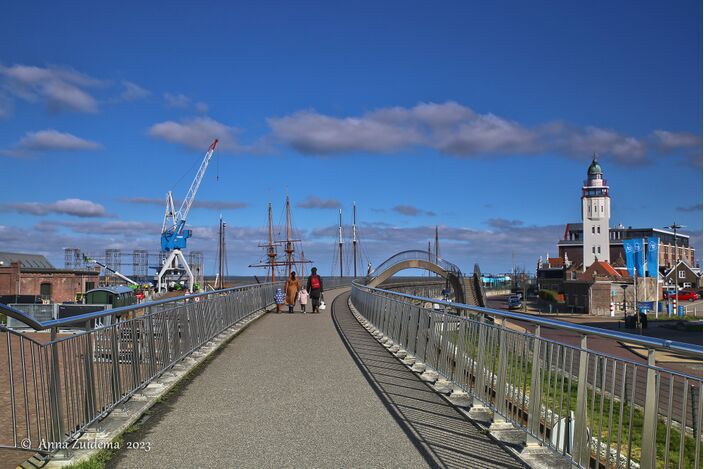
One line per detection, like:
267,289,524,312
83,255,138,286
156,139,218,292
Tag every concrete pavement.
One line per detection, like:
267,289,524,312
109,288,525,468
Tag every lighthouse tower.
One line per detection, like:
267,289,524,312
582,155,611,270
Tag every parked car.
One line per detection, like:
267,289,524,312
667,290,700,301
507,295,522,309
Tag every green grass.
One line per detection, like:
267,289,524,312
649,314,701,322
449,328,698,468
63,436,123,469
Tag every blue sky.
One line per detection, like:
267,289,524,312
0,1,701,276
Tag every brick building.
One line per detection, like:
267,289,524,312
0,252,100,304
563,261,658,316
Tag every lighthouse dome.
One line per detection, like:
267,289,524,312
587,158,602,178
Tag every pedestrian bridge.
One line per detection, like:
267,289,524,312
365,250,485,307
0,257,701,468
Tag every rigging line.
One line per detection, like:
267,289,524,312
169,149,203,193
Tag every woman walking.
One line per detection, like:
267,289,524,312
306,267,324,313
285,271,301,314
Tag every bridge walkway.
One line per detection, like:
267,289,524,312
109,288,525,468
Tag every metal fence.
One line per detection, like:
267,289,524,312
351,282,703,469
0,282,280,453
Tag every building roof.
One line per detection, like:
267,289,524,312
86,286,134,295
0,252,54,269
547,257,564,268
577,261,623,281
587,157,602,177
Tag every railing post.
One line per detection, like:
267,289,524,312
110,324,122,402
473,317,487,408
640,348,658,469
48,327,65,442
83,321,96,424
573,334,591,467
147,310,157,378
527,325,542,446
493,324,508,423
130,319,141,388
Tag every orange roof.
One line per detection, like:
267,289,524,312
578,260,623,281
547,257,564,268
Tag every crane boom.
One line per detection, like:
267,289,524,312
161,139,218,252
176,139,219,223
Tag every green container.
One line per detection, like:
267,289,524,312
84,286,136,309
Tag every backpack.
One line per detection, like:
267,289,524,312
310,275,321,289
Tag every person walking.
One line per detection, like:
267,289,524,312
298,288,309,313
285,271,300,314
306,267,324,313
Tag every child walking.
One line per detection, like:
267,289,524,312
298,288,309,313
274,287,285,313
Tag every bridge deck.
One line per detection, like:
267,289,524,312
109,288,524,468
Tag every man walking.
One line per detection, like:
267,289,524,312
306,267,324,313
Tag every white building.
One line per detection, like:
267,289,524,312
581,156,611,270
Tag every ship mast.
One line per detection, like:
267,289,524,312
300,250,306,278
285,195,294,275
352,202,357,277
267,203,276,283
217,216,226,289
338,208,343,278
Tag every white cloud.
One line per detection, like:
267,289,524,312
164,92,191,108
268,109,423,154
392,205,436,217
164,92,208,113
148,116,242,152
5,129,101,155
297,196,342,209
268,101,665,164
0,64,101,113
0,198,109,218
0,94,14,119
124,197,247,210
652,130,701,151
120,81,150,101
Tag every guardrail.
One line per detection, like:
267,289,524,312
0,282,280,453
351,282,703,469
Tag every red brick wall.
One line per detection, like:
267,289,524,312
0,263,99,303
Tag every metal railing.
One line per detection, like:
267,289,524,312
0,282,280,453
351,282,703,469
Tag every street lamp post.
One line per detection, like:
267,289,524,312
621,284,628,327
665,223,684,317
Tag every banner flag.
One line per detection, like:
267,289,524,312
633,239,645,277
624,239,635,277
647,237,660,278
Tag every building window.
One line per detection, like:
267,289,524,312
679,270,686,279
86,282,95,291
597,226,600,234
40,282,52,300
592,226,595,234
592,246,596,253
598,246,601,254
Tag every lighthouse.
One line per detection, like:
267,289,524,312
581,155,611,270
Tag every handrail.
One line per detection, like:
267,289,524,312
0,282,282,331
354,281,703,357
366,249,464,279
